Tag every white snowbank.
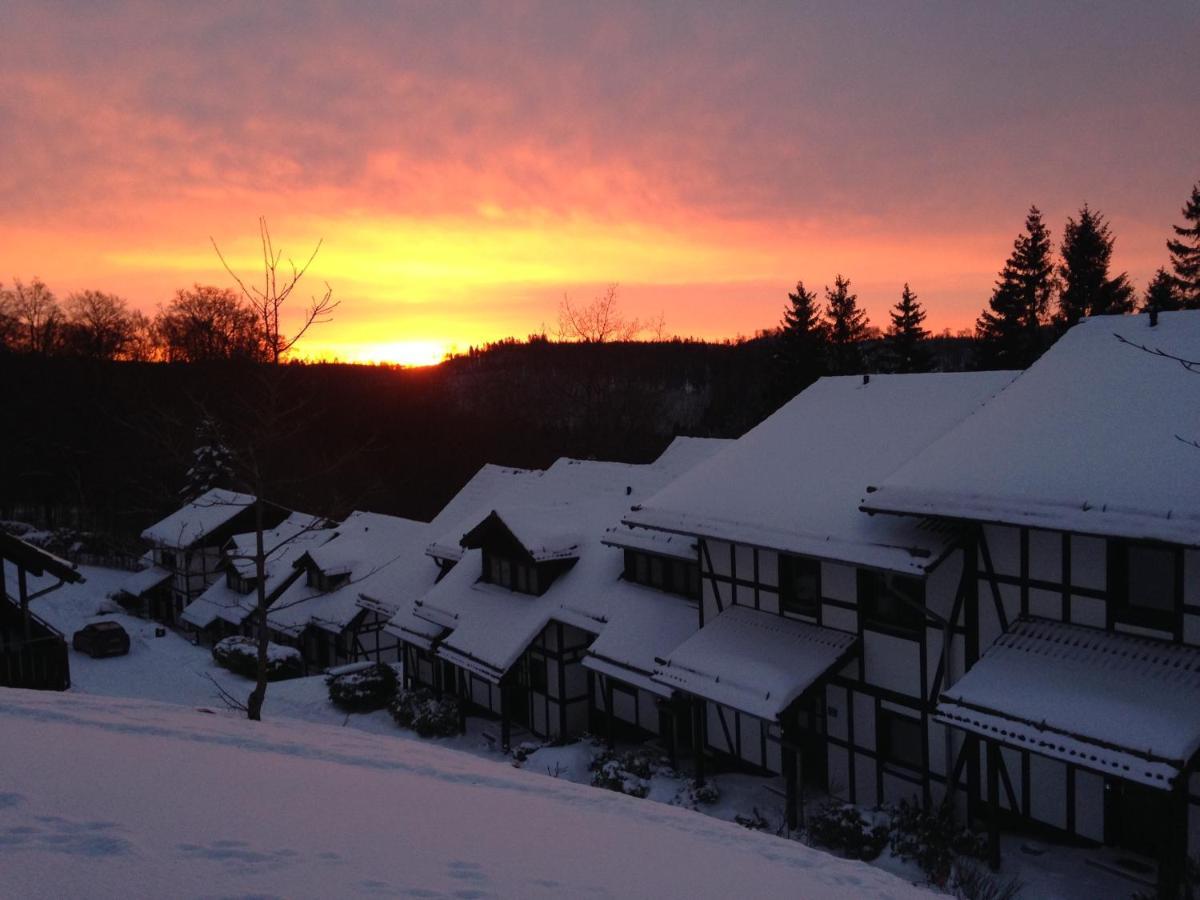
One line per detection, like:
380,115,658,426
0,690,931,899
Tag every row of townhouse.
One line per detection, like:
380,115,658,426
113,311,1197,895
369,311,1199,897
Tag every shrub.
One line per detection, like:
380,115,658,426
890,799,986,884
388,686,463,737
327,662,398,712
589,747,673,799
212,636,303,681
670,778,720,810
735,808,770,831
950,861,1023,900
806,801,889,861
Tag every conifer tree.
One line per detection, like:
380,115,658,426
823,274,869,375
182,416,235,501
1167,180,1200,309
1054,204,1133,329
976,206,1055,369
884,283,932,373
1142,267,1182,312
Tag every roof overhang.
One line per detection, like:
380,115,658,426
937,617,1200,789
0,533,82,583
651,605,858,721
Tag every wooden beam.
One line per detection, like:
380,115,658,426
986,740,1001,872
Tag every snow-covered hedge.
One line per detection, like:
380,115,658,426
806,801,889,861
589,748,673,799
388,686,462,737
889,799,985,885
327,662,398,712
212,636,304,682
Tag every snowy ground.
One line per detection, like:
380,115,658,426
0,690,935,900
4,566,1150,898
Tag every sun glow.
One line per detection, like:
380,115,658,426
320,339,451,367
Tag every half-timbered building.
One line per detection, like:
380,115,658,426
180,512,330,643
860,311,1200,890
116,489,287,624
621,371,1017,827
387,438,728,748
267,510,427,669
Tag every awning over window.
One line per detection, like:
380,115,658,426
651,605,857,721
115,565,172,598
937,617,1200,789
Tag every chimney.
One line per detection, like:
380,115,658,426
862,374,870,385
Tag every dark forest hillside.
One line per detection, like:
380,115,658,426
2,334,978,542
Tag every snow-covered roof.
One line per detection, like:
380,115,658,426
113,565,171,598
863,312,1200,547
141,488,256,549
937,617,1200,789
269,510,426,635
405,438,730,681
626,374,1016,575
423,465,542,563
584,591,698,698
601,523,698,561
651,605,857,721
181,513,329,630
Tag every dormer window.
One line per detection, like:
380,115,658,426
623,550,699,600
485,552,542,595
307,568,348,592
226,569,257,595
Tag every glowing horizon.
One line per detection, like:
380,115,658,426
3,3,1197,365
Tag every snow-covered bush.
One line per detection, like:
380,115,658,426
388,686,462,737
670,779,720,810
326,662,398,712
734,808,770,831
889,799,986,885
589,747,672,799
806,801,889,861
212,636,303,682
949,861,1023,900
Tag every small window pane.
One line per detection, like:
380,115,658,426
881,710,923,769
1127,545,1176,613
781,555,820,615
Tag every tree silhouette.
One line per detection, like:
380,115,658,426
776,280,827,391
976,206,1055,369
884,284,932,373
1054,204,1133,329
1142,267,1182,313
1167,180,1200,309
823,274,869,375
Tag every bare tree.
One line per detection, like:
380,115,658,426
63,290,135,360
556,284,657,343
212,217,339,364
154,285,262,362
5,277,62,354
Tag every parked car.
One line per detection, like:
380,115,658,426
72,621,131,658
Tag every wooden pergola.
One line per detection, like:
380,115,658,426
0,532,82,690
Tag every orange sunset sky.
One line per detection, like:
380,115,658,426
3,2,1198,365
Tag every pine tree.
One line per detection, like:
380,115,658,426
884,284,932,373
1167,180,1200,309
976,206,1055,369
823,274,869,375
1054,204,1133,329
182,416,235,501
1142,267,1182,312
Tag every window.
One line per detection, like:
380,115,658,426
1111,541,1178,628
859,570,925,636
780,555,821,616
623,550,700,600
484,553,543,595
226,569,256,595
160,549,177,570
879,708,923,770
528,655,549,694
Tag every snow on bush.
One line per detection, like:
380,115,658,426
949,861,1023,900
326,662,399,712
212,636,304,682
388,686,462,737
889,799,986,885
589,747,672,799
669,778,720,810
806,801,889,861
